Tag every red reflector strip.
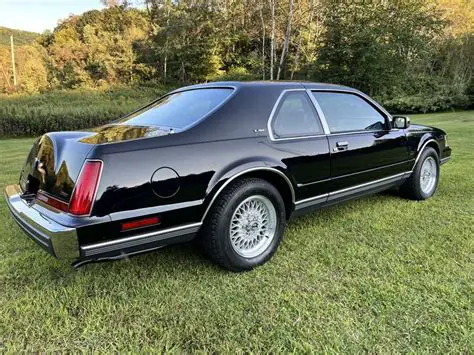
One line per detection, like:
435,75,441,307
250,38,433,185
121,216,161,231
37,191,69,212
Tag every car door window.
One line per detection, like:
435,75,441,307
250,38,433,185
312,92,386,133
271,91,323,138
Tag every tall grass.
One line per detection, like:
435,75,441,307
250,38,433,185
0,86,170,137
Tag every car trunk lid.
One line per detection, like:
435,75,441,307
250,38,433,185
19,131,95,202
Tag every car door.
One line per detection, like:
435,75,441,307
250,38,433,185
310,90,410,193
268,89,331,203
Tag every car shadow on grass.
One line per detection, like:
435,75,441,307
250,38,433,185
71,191,407,273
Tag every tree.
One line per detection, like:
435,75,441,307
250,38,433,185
315,0,445,97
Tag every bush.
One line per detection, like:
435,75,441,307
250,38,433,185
207,67,258,82
0,85,171,137
378,76,472,114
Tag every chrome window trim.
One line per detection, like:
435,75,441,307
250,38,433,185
201,167,296,222
267,89,328,141
309,89,392,135
306,89,331,134
325,130,388,137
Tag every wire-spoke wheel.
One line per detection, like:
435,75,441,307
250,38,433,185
200,178,286,271
400,146,439,200
419,156,437,194
229,195,277,258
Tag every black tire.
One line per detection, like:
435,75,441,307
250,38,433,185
200,178,286,272
400,147,440,200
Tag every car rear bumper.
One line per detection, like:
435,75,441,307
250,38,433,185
5,184,201,264
4,184,79,259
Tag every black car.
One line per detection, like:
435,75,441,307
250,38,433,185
4,81,451,271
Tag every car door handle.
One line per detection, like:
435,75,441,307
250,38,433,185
334,141,349,152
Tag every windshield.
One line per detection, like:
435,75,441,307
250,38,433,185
118,88,234,130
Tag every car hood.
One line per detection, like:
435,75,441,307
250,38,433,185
408,123,446,136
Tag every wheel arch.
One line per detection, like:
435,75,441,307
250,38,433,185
201,166,296,222
414,136,441,168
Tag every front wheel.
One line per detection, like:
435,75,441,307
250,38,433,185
201,178,286,271
400,147,440,200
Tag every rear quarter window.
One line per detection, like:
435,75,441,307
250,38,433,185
118,88,234,131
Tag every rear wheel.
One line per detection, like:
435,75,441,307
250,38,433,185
201,178,286,271
400,147,440,200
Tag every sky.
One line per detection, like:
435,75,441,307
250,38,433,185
0,0,106,33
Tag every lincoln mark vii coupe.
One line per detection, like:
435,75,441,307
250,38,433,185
5,81,451,271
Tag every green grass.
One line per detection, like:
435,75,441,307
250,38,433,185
0,111,473,352
0,86,169,137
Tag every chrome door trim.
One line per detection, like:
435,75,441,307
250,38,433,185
298,160,412,188
327,172,407,196
295,193,328,206
295,172,409,208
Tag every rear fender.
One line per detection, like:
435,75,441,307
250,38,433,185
202,157,295,221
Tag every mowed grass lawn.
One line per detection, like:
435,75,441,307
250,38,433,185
0,111,472,352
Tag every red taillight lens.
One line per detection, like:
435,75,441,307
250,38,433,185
69,160,103,216
37,191,69,212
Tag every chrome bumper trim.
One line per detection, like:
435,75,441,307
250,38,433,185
4,184,79,259
440,156,451,165
81,222,202,257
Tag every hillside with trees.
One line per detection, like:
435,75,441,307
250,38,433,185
0,27,39,46
0,0,472,113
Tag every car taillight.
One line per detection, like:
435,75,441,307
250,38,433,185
69,160,103,216
37,191,69,212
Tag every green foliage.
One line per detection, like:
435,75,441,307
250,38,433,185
0,1,473,114
314,1,444,95
0,111,472,352
40,6,150,89
0,44,48,94
0,26,39,46
380,77,472,113
207,66,258,81
0,86,169,137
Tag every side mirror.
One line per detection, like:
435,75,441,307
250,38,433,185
392,116,410,129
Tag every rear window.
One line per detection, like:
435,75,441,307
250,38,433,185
118,88,233,130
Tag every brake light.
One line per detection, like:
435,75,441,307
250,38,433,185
69,160,103,216
37,191,69,212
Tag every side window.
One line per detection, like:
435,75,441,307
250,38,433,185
271,91,323,138
312,92,386,133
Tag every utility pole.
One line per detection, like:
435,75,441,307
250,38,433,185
10,35,17,87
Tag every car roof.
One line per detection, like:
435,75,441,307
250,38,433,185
175,81,354,92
